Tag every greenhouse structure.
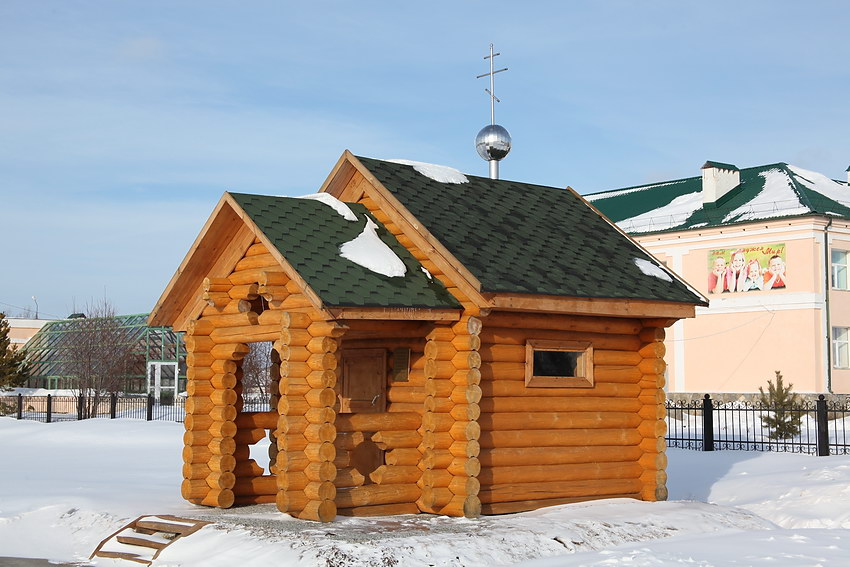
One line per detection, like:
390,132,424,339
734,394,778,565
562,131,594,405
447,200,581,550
24,313,186,401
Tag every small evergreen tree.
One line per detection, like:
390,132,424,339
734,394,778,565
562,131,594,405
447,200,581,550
758,370,803,440
0,312,30,391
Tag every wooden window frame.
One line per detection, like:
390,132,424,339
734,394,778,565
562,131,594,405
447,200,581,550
525,339,594,388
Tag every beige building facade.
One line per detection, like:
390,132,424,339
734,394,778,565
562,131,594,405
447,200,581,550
590,161,850,393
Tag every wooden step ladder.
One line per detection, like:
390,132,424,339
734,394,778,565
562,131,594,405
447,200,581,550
90,515,211,565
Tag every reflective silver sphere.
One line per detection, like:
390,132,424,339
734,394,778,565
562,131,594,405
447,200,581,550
475,124,512,161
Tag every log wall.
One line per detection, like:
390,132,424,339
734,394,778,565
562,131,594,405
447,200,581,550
476,311,660,515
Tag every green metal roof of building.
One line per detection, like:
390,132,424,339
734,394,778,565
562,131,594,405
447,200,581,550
586,163,850,235
229,193,462,310
356,157,703,306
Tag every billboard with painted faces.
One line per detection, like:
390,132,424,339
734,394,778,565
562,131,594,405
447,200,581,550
707,243,787,294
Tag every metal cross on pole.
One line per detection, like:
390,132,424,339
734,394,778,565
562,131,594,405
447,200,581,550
476,43,508,125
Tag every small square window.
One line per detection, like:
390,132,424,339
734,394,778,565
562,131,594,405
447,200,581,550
525,339,594,388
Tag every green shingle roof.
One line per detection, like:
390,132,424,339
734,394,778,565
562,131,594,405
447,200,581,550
586,163,850,235
229,193,461,310
356,157,703,306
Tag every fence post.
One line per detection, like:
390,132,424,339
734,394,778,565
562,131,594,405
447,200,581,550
147,394,154,421
77,395,84,421
16,393,22,420
816,394,830,456
702,394,715,451
110,393,117,419
46,394,52,424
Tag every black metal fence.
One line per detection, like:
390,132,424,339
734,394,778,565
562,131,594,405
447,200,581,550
1,394,272,423
666,394,850,455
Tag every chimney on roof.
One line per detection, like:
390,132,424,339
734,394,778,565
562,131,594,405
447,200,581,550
701,161,740,206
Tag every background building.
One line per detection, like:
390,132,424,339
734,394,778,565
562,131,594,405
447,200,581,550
589,161,850,394
24,313,186,401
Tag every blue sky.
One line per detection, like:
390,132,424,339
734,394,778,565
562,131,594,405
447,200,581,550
2,1,850,319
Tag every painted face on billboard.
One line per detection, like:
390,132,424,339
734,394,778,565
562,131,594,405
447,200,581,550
707,243,786,293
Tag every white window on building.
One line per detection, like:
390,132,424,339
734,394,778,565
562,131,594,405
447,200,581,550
833,327,850,368
832,250,849,290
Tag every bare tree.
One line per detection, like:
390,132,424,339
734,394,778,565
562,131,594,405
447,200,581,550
64,300,142,418
241,341,273,401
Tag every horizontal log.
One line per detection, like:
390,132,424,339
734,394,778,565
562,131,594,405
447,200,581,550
306,336,339,354
234,428,266,445
187,380,214,397
479,397,641,414
639,326,665,343
278,433,309,452
452,334,481,351
417,486,453,512
335,484,421,508
480,493,639,515
276,490,309,514
425,341,457,361
304,461,337,483
448,440,480,459
449,420,480,441
304,480,336,501
204,276,232,292
185,336,215,353
421,448,454,469
478,478,644,504
185,413,213,431
481,381,640,398
595,350,642,366
639,404,666,420
372,430,422,449
210,389,237,406
244,242,270,257
481,412,641,432
385,448,421,467
596,366,643,384
638,342,666,359
448,476,480,497
206,471,236,490
185,396,214,415
478,461,641,485
186,319,214,337
307,321,348,338
234,460,265,477
638,358,666,375
228,284,259,300
187,353,215,368
639,451,667,471
370,465,421,485
447,457,480,477
479,445,643,468
387,402,424,414
182,462,211,480
298,499,337,522
181,479,210,500
209,371,236,389
209,404,237,423
235,253,280,272
183,430,212,447
211,359,237,374
305,387,336,408
210,325,280,344
480,329,640,351
421,431,453,449
336,502,420,517
345,320,429,335
423,396,453,413
209,420,237,438
209,436,236,456
450,403,481,422
450,384,482,405
187,366,214,381
304,423,336,443
208,455,236,473
202,312,259,328
440,494,481,518
484,312,641,335
236,411,277,430
335,412,421,433
202,299,252,316
422,412,454,432
387,387,426,404
200,488,235,508
479,428,642,449
420,468,452,488
334,468,366,488
334,431,365,451
210,343,250,360
259,285,289,300
259,271,288,286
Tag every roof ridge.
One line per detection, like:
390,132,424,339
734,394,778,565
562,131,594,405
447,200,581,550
780,163,820,213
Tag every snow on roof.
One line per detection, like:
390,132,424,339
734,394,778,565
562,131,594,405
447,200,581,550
723,168,808,223
616,191,702,233
296,192,358,221
788,165,850,205
387,159,469,184
339,218,407,278
585,179,689,202
633,258,673,282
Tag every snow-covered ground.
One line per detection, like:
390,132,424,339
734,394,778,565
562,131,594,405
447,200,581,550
1,418,849,566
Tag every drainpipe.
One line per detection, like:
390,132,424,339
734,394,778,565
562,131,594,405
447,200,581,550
824,217,834,393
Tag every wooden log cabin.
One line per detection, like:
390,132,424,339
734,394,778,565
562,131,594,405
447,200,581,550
149,151,707,522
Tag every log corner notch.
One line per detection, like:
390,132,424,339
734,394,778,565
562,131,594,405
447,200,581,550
419,315,483,518
636,318,671,502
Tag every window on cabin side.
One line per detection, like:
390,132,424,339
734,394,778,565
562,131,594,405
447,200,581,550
525,339,594,388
